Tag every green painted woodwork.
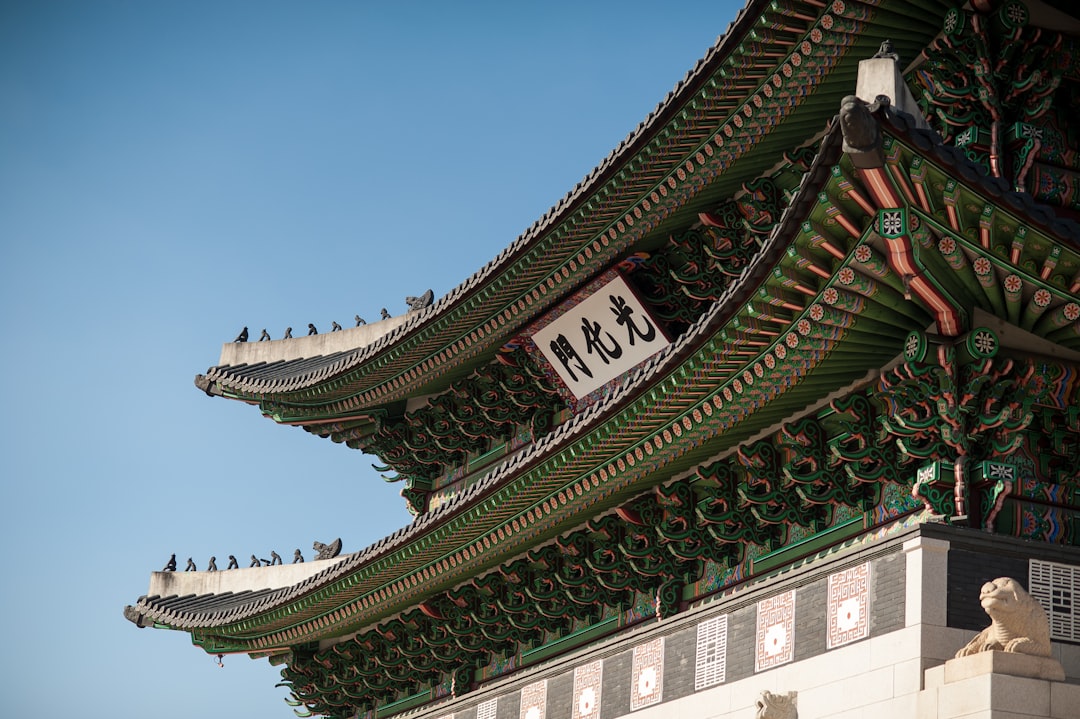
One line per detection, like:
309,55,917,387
913,1,1080,206
157,4,1080,718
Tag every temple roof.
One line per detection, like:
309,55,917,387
130,11,1080,718
128,102,1080,646
196,0,955,418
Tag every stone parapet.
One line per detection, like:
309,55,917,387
146,554,349,597
217,313,412,366
921,651,1072,719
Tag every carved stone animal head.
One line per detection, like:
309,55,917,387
981,577,1034,619
756,690,797,719
955,576,1052,658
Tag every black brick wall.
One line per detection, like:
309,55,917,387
871,551,906,634
726,604,757,683
495,691,519,719
600,650,631,719
547,671,573,719
661,625,697,701
947,548,1030,631
794,581,826,662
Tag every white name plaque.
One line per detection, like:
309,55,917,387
531,273,669,399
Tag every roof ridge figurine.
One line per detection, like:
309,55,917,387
405,289,434,311
313,538,342,560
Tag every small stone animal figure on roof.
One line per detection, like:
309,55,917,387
163,554,177,572
293,549,304,563
226,555,238,569
839,95,881,156
234,327,249,343
405,289,434,311
354,315,366,326
872,38,899,61
207,556,217,571
313,538,342,560
250,554,260,568
955,577,1052,658
185,557,196,571
380,308,390,320
308,323,318,335
258,329,270,342
270,550,282,565
283,327,293,339
331,321,342,332
756,691,797,719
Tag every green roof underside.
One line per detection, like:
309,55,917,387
143,112,1080,651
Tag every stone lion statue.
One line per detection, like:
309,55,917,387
756,690,797,719
955,577,1052,658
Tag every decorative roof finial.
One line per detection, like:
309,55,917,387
313,538,342,560
872,39,899,62
405,289,435,311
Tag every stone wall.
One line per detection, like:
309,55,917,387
401,524,1079,719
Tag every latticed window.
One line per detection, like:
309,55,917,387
1029,559,1080,642
694,614,728,690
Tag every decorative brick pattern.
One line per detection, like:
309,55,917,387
1030,559,1080,641
828,562,871,648
519,680,547,719
572,660,603,719
694,614,728,689
630,637,664,710
476,698,497,719
755,589,796,672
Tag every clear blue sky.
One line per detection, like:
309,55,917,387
0,2,735,717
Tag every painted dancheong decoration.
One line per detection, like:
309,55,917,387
125,1,1080,717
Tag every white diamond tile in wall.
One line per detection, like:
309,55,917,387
828,562,871,649
572,660,603,719
694,614,728,690
519,680,547,719
630,636,664,710
755,589,796,672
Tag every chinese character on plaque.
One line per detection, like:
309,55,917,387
526,271,670,403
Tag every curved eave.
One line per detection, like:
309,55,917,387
129,117,890,647
135,110,1080,650
199,0,951,416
